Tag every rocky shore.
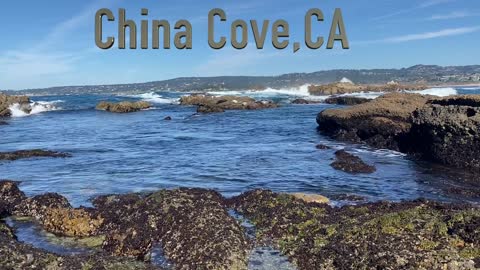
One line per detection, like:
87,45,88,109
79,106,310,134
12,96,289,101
180,94,278,113
317,93,480,171
1,182,478,270
308,82,427,96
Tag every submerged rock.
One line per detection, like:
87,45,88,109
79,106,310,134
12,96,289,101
96,101,151,113
315,144,331,150
228,190,480,270
163,116,172,121
0,149,71,161
291,99,321,104
324,96,371,105
180,94,277,113
0,121,8,125
0,93,31,117
330,150,376,174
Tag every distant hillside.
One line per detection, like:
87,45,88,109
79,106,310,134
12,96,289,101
4,65,480,96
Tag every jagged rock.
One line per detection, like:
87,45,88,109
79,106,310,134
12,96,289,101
330,150,376,174
0,180,27,215
180,94,277,113
0,149,71,161
228,190,480,270
324,96,371,105
410,95,480,171
317,93,432,151
291,99,321,104
0,93,30,117
14,193,72,220
96,101,151,113
308,82,427,96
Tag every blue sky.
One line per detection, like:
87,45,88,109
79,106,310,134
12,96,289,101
0,0,479,89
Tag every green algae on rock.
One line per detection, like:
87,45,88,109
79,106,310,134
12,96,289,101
227,190,480,270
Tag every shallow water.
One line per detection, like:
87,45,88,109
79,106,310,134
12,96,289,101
1,87,480,208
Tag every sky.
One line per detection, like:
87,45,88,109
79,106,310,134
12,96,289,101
0,0,479,90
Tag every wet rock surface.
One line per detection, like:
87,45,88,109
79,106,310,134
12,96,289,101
330,150,376,174
96,101,151,113
315,144,331,150
291,99,321,105
0,93,31,117
410,95,480,171
180,94,278,113
0,149,71,161
317,93,480,172
228,190,480,270
324,96,371,105
2,181,480,270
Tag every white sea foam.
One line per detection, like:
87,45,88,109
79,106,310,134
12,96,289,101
338,92,385,99
9,100,62,117
407,87,457,97
126,92,177,104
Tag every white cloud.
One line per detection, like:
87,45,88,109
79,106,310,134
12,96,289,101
372,0,455,21
428,11,479,20
355,26,480,45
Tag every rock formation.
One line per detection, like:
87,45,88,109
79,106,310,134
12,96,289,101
324,96,371,105
180,94,277,113
308,82,427,96
0,150,71,161
96,101,151,113
0,93,31,117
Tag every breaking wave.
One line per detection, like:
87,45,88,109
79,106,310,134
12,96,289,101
408,87,457,97
126,92,178,104
9,100,63,117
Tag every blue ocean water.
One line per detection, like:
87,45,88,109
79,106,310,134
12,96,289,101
1,86,480,207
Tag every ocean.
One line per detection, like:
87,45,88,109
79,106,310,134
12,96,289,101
1,86,480,208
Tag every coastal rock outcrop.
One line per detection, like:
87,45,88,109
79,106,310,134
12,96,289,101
317,93,431,151
317,93,480,172
0,93,31,117
180,94,278,113
308,82,427,96
410,95,480,171
96,101,151,113
0,149,71,161
330,150,376,174
324,96,371,105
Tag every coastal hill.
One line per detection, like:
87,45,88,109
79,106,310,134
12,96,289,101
4,65,480,95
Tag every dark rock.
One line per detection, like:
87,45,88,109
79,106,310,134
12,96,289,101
96,101,151,113
315,144,331,150
291,99,321,104
324,96,371,105
330,150,376,174
228,189,480,270
0,180,26,215
410,95,480,171
0,121,8,125
163,116,172,120
180,94,277,113
0,149,71,161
